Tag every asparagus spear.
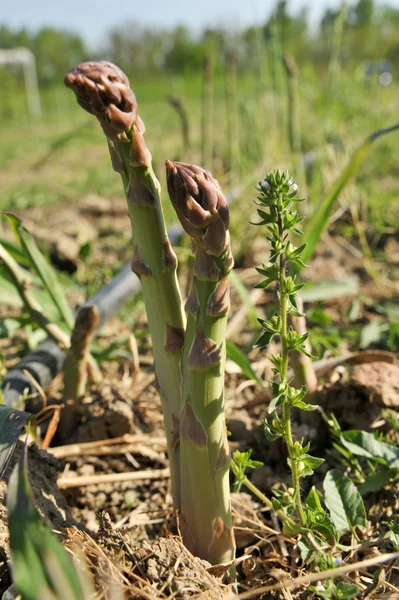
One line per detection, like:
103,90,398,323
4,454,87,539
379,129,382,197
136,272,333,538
166,161,235,565
65,62,186,507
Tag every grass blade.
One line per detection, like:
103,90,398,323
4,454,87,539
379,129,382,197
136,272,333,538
302,123,399,268
0,241,70,346
0,406,31,478
229,269,258,327
3,213,74,329
226,340,267,390
7,450,86,600
300,276,359,303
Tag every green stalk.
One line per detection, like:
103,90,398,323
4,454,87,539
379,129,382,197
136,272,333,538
224,51,240,181
166,162,235,565
290,296,317,397
327,1,348,95
201,52,214,170
65,62,186,508
166,95,190,157
282,53,306,192
278,214,307,528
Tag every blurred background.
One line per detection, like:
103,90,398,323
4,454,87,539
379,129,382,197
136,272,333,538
0,0,398,296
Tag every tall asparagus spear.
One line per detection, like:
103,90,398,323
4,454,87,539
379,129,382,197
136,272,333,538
65,62,186,507
166,161,235,565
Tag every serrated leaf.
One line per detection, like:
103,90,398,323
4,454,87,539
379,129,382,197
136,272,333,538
0,406,31,478
4,213,74,330
7,452,86,600
341,430,399,468
226,340,267,390
323,469,366,533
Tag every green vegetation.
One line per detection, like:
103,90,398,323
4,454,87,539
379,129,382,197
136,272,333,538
0,1,399,598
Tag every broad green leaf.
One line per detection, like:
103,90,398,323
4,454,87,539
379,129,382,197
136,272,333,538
7,453,86,600
226,340,267,390
341,430,399,468
358,469,391,494
0,406,31,478
323,469,366,532
335,582,359,600
4,213,74,330
301,123,399,269
229,269,258,327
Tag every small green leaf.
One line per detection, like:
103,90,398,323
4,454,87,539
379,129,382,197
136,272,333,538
323,469,366,533
305,487,323,512
297,454,324,478
254,330,274,348
292,400,318,411
335,582,359,600
264,419,282,441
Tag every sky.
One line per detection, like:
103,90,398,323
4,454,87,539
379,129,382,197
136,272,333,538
3,0,399,47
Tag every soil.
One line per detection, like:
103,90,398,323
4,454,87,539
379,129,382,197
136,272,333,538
1,199,399,599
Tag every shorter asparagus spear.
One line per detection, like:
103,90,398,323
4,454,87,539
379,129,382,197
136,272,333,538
61,305,100,439
166,161,235,565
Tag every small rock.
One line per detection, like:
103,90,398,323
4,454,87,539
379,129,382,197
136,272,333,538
350,362,399,407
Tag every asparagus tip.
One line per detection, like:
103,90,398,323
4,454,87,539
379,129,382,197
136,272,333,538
65,61,137,141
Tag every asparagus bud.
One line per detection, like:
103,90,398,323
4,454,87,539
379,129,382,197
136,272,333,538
66,62,186,508
166,161,235,565
166,161,229,255
64,62,137,142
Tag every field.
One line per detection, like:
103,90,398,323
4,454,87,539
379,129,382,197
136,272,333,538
0,56,399,600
